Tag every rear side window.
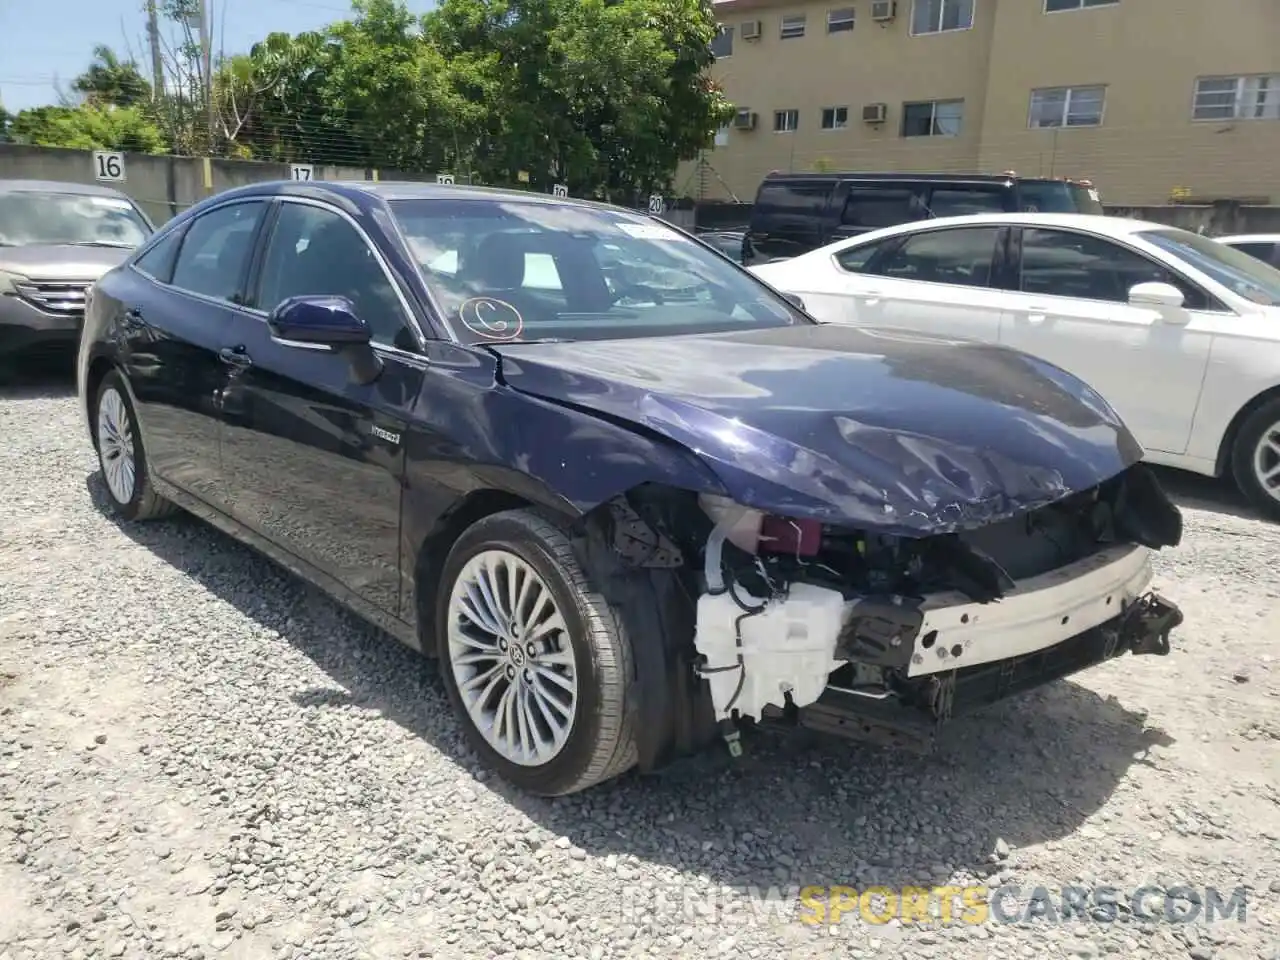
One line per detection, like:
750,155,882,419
840,188,925,229
171,201,266,303
867,227,1001,287
928,187,1007,217
1228,241,1277,265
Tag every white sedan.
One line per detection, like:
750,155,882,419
1216,233,1280,269
749,212,1280,519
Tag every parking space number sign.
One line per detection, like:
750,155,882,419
94,151,126,182
290,164,314,181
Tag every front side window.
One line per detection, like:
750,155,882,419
1193,75,1280,121
780,14,807,37
911,0,974,34
391,198,809,344
774,109,800,132
821,106,849,130
1029,85,1106,127
0,191,151,249
170,201,266,303
255,202,416,350
1139,228,1280,306
866,227,1001,287
710,25,734,57
902,99,964,137
1019,228,1208,308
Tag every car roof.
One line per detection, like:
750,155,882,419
197,179,649,218
1217,234,1280,244
831,212,1171,245
758,172,1082,185
0,178,135,198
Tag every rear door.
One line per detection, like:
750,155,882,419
747,180,832,261
217,198,426,615
834,224,1010,342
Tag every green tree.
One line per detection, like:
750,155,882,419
9,104,167,153
72,46,152,108
0,102,12,143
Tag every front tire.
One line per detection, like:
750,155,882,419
93,371,176,522
435,509,637,796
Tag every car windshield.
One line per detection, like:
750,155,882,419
0,191,152,248
1017,180,1104,215
390,197,808,343
1139,228,1280,306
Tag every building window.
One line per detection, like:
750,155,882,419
1193,75,1280,120
774,109,800,132
911,0,974,34
901,99,964,136
1029,85,1106,127
1045,0,1117,10
780,14,807,38
821,106,850,130
710,25,733,58
827,7,855,31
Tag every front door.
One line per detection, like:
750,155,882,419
217,199,426,615
839,224,1008,343
998,226,1215,455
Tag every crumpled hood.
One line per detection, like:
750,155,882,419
491,324,1146,536
0,244,132,280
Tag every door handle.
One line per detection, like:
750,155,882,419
219,346,253,369
1021,306,1049,324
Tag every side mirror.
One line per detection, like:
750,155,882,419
1128,281,1186,317
779,291,807,311
267,295,383,384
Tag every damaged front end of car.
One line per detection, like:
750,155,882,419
598,461,1183,762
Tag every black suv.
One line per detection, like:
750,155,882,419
743,172,1104,264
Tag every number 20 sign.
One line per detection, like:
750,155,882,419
94,151,126,182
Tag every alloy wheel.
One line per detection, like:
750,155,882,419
1251,420,1280,505
97,386,137,505
445,549,579,766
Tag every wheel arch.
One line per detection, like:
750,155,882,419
1215,384,1280,477
84,354,121,448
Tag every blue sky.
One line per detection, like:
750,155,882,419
0,0,435,112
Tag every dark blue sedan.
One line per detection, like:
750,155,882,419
77,181,1184,795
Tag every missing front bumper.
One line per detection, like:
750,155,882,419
770,589,1183,754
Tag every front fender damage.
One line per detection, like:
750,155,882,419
577,463,1184,769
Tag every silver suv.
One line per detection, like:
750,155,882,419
0,179,154,358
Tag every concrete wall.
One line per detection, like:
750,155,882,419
1107,204,1280,236
0,144,397,226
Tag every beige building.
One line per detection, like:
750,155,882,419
680,0,1280,206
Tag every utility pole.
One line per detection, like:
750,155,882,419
197,0,215,153
145,0,164,100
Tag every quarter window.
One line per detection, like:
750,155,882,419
170,201,266,303
1029,85,1106,127
1193,75,1280,121
774,109,800,132
928,187,1005,216
911,0,974,34
835,239,891,272
780,14,807,37
134,229,184,284
867,227,1001,287
1018,228,1207,308
902,99,964,137
821,106,850,130
256,202,416,351
1045,0,1117,9
840,188,926,229
827,7,855,31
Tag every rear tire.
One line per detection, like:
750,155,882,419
93,371,176,522
435,509,637,796
1231,398,1280,523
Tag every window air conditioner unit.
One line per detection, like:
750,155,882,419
871,1,897,21
733,109,758,130
862,102,888,123
741,20,762,39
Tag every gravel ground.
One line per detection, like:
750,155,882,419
2,364,1279,960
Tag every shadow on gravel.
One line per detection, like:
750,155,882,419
0,351,77,399
1150,465,1266,524
89,469,1177,892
